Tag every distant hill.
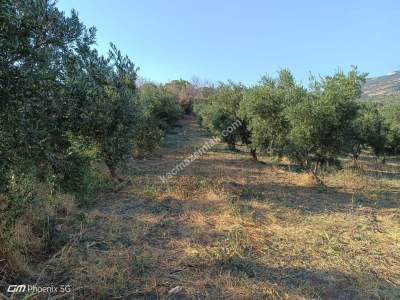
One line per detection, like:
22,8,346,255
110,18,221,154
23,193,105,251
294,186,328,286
361,71,400,104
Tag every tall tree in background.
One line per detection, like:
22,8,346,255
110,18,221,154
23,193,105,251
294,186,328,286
165,79,198,114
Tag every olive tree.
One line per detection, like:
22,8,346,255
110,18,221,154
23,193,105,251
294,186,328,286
0,0,96,191
347,103,387,163
382,104,400,156
73,44,141,181
138,83,183,131
239,69,306,160
286,68,367,181
133,82,183,157
196,82,252,154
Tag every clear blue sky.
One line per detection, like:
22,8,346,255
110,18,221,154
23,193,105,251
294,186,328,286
57,0,400,85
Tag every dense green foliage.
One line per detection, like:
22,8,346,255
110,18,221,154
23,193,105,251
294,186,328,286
0,0,182,202
0,1,185,277
286,69,366,174
134,83,183,157
0,0,97,191
72,44,142,181
195,82,250,151
139,83,183,131
196,68,399,181
382,104,400,156
348,103,386,161
165,79,197,114
239,70,306,159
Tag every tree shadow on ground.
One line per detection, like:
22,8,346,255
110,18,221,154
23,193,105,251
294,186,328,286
362,169,400,180
125,155,271,178
82,193,399,299
231,180,399,214
213,256,399,300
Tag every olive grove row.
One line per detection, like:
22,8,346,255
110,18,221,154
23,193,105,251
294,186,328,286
194,69,400,181
0,1,183,197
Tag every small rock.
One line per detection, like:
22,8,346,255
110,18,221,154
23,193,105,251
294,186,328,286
168,286,183,296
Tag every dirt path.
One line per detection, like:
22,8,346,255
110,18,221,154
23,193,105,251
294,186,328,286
125,115,212,177
41,115,399,299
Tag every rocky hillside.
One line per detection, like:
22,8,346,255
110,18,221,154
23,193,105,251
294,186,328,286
362,71,400,103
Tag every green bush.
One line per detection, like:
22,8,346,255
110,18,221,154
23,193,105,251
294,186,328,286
0,170,40,229
132,82,183,158
139,83,183,131
195,82,253,155
382,104,400,156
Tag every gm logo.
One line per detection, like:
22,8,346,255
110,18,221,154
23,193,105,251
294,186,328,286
7,285,26,293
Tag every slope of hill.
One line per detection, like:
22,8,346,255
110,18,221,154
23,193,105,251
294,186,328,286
362,71,400,104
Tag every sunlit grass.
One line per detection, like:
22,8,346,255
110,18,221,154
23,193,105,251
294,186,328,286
7,116,399,299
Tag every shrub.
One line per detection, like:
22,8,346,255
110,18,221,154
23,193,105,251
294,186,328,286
132,117,165,158
164,79,197,113
139,83,183,131
196,82,252,154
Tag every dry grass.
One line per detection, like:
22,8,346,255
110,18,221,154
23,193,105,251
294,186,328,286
0,191,77,277
2,115,399,299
